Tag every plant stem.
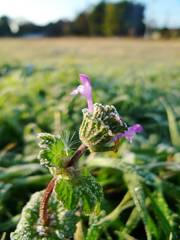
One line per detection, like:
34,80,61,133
65,144,87,168
39,144,87,226
39,177,56,226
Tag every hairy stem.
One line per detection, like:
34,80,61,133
39,144,87,226
39,177,56,226
65,144,87,168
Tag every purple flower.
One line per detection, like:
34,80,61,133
71,74,93,112
112,124,143,143
71,74,143,144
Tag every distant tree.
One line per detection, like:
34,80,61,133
89,1,106,35
0,16,12,36
0,1,146,38
73,13,90,35
104,1,145,36
18,22,44,36
45,20,72,36
103,3,118,36
127,2,145,36
62,21,73,35
45,21,64,36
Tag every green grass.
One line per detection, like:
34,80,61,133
0,38,180,240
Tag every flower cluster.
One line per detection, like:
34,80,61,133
71,74,143,151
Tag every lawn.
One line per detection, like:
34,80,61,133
0,38,179,240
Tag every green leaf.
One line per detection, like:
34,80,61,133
37,132,73,168
10,191,79,240
55,172,103,215
79,173,103,214
86,226,100,240
161,100,180,147
86,192,133,240
123,207,140,235
85,212,106,240
150,192,171,237
86,156,160,186
125,173,159,240
146,188,177,239
0,164,43,181
161,180,180,201
55,178,79,210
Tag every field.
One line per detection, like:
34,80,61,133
0,38,180,240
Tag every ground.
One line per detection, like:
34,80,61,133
0,38,179,240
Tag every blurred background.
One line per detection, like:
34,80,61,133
0,1,180,240
0,0,180,38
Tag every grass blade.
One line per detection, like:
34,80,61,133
125,173,159,240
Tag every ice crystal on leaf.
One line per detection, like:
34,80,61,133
55,170,103,215
37,132,74,168
10,191,79,240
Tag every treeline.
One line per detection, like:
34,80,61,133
0,1,145,37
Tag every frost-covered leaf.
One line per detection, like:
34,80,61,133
10,191,79,240
162,100,180,147
145,187,179,240
123,207,140,235
55,171,103,215
125,173,159,240
147,189,175,239
54,178,79,210
37,133,73,168
79,173,103,214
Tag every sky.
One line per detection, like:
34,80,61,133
0,0,180,28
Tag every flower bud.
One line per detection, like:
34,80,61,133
79,103,127,152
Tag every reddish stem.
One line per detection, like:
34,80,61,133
65,144,87,168
39,177,56,226
39,144,87,226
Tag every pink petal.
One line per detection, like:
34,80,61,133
130,124,143,133
112,124,143,143
71,85,84,96
80,74,91,86
71,74,94,112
